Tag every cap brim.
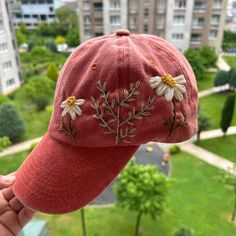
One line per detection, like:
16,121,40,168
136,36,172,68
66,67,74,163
13,133,139,214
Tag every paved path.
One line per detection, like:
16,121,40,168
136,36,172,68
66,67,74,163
181,143,236,175
0,136,43,158
217,55,231,71
198,88,216,98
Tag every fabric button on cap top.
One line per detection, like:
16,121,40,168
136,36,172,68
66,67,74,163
115,29,130,36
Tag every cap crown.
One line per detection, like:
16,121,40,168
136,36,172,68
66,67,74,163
48,32,198,147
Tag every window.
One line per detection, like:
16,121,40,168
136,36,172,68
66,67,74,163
144,25,148,33
110,16,120,25
213,0,222,9
2,61,12,72
211,15,220,25
110,0,120,9
95,32,103,37
84,16,91,25
156,31,164,38
172,33,184,40
192,17,204,27
85,30,91,37
209,30,218,39
173,15,185,26
0,20,3,33
144,9,149,20
0,43,8,54
83,1,90,10
94,2,103,11
157,0,165,11
194,1,206,10
49,6,54,12
95,18,103,26
191,33,202,42
130,0,137,11
156,15,165,27
129,16,137,28
175,0,186,8
6,78,15,87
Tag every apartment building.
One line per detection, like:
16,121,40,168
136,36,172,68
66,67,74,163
11,0,56,29
78,0,227,53
0,0,21,95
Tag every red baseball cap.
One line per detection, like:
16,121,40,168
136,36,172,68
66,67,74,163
13,29,198,214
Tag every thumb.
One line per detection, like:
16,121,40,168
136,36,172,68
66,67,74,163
0,175,16,190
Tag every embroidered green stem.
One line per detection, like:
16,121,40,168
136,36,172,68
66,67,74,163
166,99,176,139
91,81,155,144
58,116,77,143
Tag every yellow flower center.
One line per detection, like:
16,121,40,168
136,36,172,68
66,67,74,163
161,74,176,88
66,96,77,106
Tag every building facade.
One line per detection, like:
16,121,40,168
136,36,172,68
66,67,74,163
11,0,56,29
78,0,227,53
0,0,21,95
225,0,236,32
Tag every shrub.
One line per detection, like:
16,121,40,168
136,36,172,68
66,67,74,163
66,28,80,47
220,94,235,135
0,136,11,152
55,36,66,44
200,46,218,68
229,68,236,89
174,227,194,236
34,95,51,111
46,104,53,113
184,48,205,80
31,46,50,57
0,103,25,142
45,41,57,52
214,71,229,87
169,145,181,154
0,95,10,106
47,63,59,81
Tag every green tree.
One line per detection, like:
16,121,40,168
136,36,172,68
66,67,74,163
0,103,25,142
114,160,168,236
66,28,80,47
200,46,218,68
31,46,51,57
23,76,54,110
56,7,78,36
214,70,229,87
223,30,236,51
16,30,26,45
220,164,236,222
0,136,11,152
184,48,205,80
47,63,59,81
55,36,66,44
197,107,210,143
220,94,235,135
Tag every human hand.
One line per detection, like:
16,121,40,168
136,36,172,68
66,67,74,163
0,173,35,236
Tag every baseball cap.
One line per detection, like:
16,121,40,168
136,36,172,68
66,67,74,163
13,29,198,214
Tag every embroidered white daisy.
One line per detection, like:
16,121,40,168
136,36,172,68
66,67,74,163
149,74,186,101
61,96,85,120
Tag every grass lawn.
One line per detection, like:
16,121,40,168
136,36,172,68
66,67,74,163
199,92,236,130
1,150,235,235
197,72,215,91
197,135,236,163
223,56,236,68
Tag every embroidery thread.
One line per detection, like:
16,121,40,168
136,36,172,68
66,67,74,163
149,74,187,139
91,80,155,144
58,96,85,142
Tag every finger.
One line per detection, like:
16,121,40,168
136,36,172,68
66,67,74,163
9,196,24,212
2,186,15,201
19,207,35,227
0,175,16,190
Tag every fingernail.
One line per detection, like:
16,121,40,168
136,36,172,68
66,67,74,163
2,175,16,182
